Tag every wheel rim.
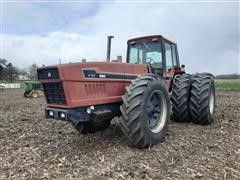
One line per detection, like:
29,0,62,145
146,90,167,133
32,92,38,98
209,89,214,115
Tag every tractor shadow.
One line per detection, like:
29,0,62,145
52,118,129,154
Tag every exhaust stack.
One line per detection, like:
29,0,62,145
106,36,114,62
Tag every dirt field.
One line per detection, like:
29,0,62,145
0,89,239,179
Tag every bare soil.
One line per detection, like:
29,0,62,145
0,89,240,179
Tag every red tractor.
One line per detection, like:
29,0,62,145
37,35,215,148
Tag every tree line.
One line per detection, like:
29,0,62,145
215,74,240,79
0,59,39,82
0,58,239,82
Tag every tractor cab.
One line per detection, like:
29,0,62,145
127,35,184,85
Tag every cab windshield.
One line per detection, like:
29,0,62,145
128,40,162,69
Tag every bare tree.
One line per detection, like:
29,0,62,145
0,59,7,80
28,63,38,80
6,63,18,82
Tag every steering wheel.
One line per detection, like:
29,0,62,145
145,57,154,64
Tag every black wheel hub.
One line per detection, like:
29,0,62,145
147,93,161,129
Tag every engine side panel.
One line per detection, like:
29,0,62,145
39,62,149,108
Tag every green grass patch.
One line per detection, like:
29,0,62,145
215,81,240,90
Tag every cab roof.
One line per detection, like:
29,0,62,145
127,35,176,45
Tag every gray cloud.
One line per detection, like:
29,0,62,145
1,2,239,75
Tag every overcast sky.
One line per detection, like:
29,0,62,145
1,1,239,75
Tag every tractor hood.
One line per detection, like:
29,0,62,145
37,62,150,108
38,62,149,82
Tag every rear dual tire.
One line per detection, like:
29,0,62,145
171,73,215,124
189,73,215,124
171,74,193,122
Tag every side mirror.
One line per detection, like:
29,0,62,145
181,64,185,68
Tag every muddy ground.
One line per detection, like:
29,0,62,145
0,89,239,179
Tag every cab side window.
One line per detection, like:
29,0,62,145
129,47,143,64
172,44,178,67
164,42,174,71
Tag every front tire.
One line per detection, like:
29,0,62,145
75,120,111,134
189,73,215,124
120,75,170,148
24,91,30,97
74,111,113,134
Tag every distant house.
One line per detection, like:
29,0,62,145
18,74,30,81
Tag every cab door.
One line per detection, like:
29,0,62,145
163,41,178,89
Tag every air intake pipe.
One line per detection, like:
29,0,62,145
106,36,114,62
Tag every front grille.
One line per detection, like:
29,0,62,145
37,67,59,80
42,82,66,105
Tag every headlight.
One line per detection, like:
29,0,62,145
59,112,66,119
49,110,54,116
86,108,91,114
